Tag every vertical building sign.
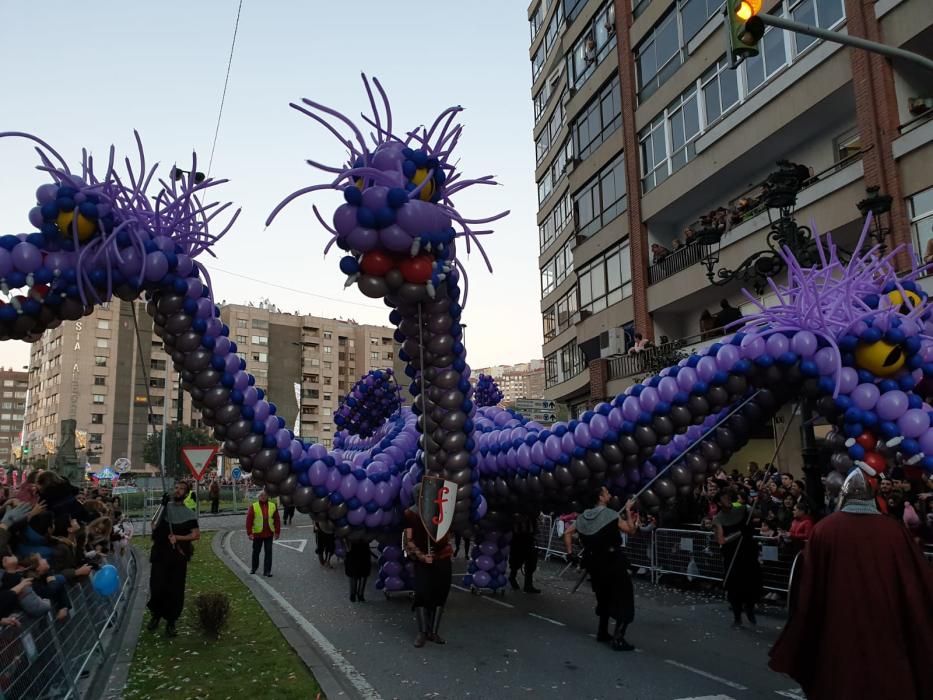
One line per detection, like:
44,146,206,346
293,382,301,437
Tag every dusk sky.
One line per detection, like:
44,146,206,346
0,1,541,371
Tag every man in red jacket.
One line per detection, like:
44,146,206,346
246,491,280,577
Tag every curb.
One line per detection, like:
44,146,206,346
214,529,378,700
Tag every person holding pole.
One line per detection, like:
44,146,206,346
147,480,200,637
713,486,761,627
575,486,639,651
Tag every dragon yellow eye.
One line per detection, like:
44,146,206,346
887,289,921,314
854,340,905,377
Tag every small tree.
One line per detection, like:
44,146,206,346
143,424,218,479
634,344,690,384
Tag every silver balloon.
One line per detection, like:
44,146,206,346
222,439,239,457
432,354,455,368
357,275,389,299
202,387,230,408
280,474,298,495
328,503,348,520
238,433,263,456
293,487,314,508
685,453,707,473
639,488,660,508
265,483,280,497
433,369,460,389
427,334,453,355
266,461,290,484
311,497,330,514
428,314,452,334
442,432,466,452
585,451,607,473
438,390,464,410
654,478,676,499
227,419,252,440
670,464,692,486
700,440,722,461
194,369,221,390
175,331,202,352
252,448,278,470
445,450,471,471
441,411,466,431
156,294,186,315
385,269,404,290
185,349,213,373
398,283,427,302
215,403,241,424
165,313,194,335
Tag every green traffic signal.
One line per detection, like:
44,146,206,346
726,0,766,68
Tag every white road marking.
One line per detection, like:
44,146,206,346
450,583,515,608
672,696,736,700
528,612,566,627
274,539,307,553
295,524,315,529
775,690,806,699
223,532,381,700
664,660,749,691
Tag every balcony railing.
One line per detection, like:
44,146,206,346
648,243,713,284
607,330,725,383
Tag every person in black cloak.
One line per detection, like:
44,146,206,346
576,486,639,651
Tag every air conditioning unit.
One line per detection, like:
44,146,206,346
548,66,564,89
600,327,625,358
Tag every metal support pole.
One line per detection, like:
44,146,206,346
758,13,933,73
799,400,825,515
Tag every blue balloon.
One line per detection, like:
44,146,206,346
92,564,120,596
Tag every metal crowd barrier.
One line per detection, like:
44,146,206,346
0,545,137,699
544,524,800,599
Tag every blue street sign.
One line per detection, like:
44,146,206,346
231,467,242,481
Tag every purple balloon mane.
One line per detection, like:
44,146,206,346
473,374,504,408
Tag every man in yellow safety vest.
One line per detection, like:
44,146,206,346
246,490,280,576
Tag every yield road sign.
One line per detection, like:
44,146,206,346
275,539,307,553
181,445,220,481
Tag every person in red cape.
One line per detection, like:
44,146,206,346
769,468,933,699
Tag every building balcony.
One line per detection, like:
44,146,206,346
544,368,590,403
647,242,714,285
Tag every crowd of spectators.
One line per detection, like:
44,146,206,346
676,461,933,550
0,470,129,632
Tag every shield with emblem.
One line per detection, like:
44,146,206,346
418,475,458,542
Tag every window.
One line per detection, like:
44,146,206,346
322,407,332,416
567,3,617,89
701,58,740,125
545,338,586,388
370,352,379,361
97,319,110,330
681,0,724,42
95,356,107,367
323,331,332,340
530,3,544,40
543,287,579,341
384,351,393,360
236,318,248,328
540,239,574,297
833,127,861,164
251,335,268,345
251,319,268,329
539,193,573,252
578,243,632,313
323,393,332,402
575,153,627,238
323,346,332,354
95,339,108,349
150,378,165,389
564,0,586,23
321,438,333,448
92,394,105,404
236,335,248,344
791,0,844,53
573,75,622,161
910,187,933,263
251,352,268,363
743,25,787,93
88,433,102,445
323,361,332,371
636,9,681,99
544,9,561,53
639,85,700,192
91,414,103,424
532,44,545,82
93,376,106,386
150,359,166,371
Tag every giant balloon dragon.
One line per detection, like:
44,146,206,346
3,77,933,592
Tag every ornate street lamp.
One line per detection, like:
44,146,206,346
700,160,815,295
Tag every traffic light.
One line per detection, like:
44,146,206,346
726,0,765,68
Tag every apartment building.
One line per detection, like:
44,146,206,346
474,360,547,405
531,0,932,416
219,304,397,449
0,369,27,466
23,300,397,469
23,299,199,472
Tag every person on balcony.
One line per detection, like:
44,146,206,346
671,239,683,252
716,299,743,332
628,333,648,355
650,244,670,264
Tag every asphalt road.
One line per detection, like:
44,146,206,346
222,520,804,700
